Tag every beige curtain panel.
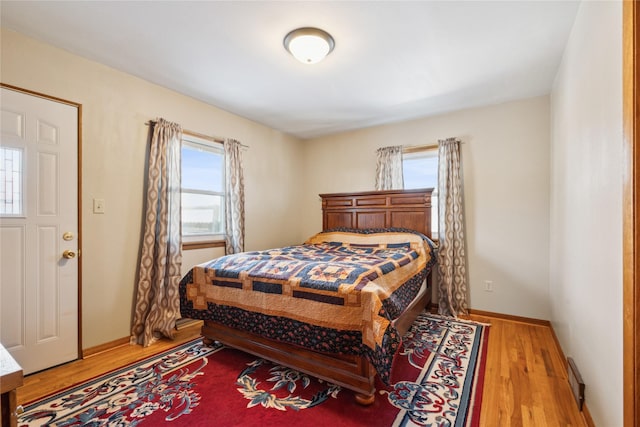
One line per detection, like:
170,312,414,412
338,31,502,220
131,118,183,346
375,145,404,190
437,138,469,317
224,138,246,254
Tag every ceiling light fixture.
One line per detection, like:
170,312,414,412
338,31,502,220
284,27,335,64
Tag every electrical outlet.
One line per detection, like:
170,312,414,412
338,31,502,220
483,280,493,292
93,198,105,214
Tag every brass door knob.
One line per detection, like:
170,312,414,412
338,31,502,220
62,250,76,259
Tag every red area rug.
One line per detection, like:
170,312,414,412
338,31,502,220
18,313,489,426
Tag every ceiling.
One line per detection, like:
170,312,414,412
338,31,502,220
1,1,580,139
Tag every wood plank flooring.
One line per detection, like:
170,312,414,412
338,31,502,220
468,314,588,426
15,315,588,426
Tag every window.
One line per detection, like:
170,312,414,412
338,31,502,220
403,147,438,239
181,135,224,241
0,147,24,216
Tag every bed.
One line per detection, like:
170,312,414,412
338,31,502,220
179,188,435,405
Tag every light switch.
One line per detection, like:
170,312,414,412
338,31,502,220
93,198,105,214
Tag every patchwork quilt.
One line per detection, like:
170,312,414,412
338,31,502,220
179,229,436,384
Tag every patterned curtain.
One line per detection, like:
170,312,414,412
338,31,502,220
131,118,183,346
224,138,245,254
375,145,404,190
437,138,468,316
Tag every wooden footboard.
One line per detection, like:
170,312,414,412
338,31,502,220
202,320,377,405
201,278,431,406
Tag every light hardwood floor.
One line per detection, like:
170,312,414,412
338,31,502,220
15,315,589,426
468,314,589,426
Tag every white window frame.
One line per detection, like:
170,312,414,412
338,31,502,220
402,147,439,240
181,134,225,244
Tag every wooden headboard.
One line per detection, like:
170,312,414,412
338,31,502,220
319,188,434,237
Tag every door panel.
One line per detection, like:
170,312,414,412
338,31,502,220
36,225,59,341
0,225,25,348
37,152,59,215
0,87,79,374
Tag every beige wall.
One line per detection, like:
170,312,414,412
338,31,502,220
1,29,304,349
550,1,622,425
301,96,551,319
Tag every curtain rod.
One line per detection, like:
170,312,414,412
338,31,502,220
402,140,465,153
403,143,438,153
145,120,249,148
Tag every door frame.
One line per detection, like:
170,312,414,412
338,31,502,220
0,82,83,360
623,1,639,426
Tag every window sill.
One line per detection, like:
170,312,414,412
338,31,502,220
182,240,226,251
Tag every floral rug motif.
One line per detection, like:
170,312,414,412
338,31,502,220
18,341,222,426
18,312,488,426
235,358,342,411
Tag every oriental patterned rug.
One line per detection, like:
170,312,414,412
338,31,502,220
18,313,489,427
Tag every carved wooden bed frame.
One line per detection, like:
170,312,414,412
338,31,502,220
201,188,434,405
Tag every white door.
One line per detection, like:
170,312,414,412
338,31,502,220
0,87,79,374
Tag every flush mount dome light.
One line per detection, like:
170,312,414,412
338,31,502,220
284,27,335,64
